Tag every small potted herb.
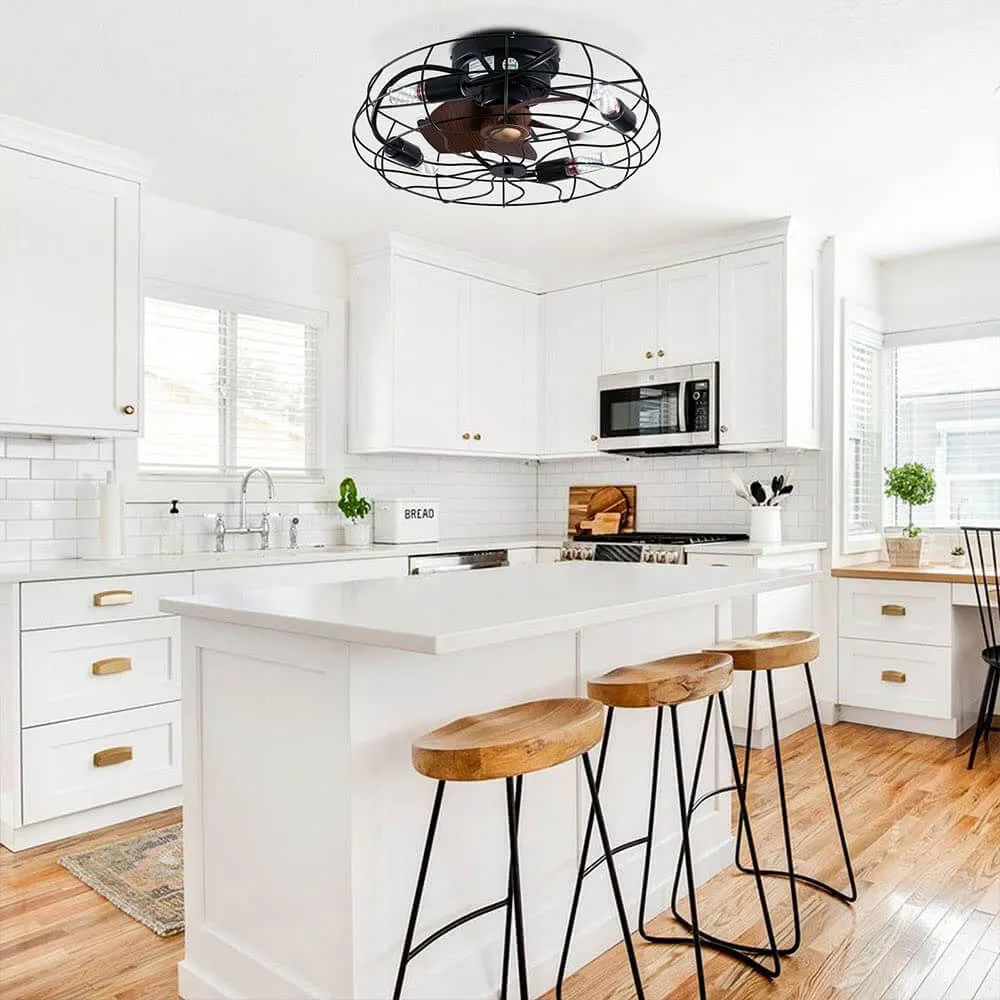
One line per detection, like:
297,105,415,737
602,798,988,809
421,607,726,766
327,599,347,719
729,472,794,544
338,477,373,547
883,463,936,567
950,544,966,569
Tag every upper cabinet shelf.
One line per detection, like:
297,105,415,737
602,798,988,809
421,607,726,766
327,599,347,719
0,122,145,438
348,242,540,458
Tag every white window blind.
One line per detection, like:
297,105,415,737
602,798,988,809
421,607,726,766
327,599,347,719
845,333,882,538
885,336,1000,529
140,297,321,477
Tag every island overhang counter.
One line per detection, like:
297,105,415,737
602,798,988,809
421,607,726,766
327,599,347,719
162,561,820,1000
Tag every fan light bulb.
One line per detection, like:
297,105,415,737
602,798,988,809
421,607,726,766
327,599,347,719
383,75,466,106
592,83,638,134
382,137,424,169
534,152,610,183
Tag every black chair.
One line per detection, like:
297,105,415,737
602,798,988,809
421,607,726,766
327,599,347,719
962,526,1000,769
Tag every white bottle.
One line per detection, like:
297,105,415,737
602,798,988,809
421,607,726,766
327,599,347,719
98,471,124,559
162,499,185,556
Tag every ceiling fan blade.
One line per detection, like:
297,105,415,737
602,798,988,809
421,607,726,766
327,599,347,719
528,117,583,140
485,138,537,160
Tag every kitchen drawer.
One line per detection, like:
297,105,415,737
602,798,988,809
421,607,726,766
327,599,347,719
838,578,951,647
952,582,999,608
685,553,755,569
838,637,952,719
21,702,181,824
21,618,180,727
20,572,193,630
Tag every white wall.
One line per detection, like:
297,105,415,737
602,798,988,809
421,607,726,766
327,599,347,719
880,240,1000,332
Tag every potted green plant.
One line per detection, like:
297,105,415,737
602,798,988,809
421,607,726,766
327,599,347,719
338,477,373,547
883,462,935,567
950,544,966,569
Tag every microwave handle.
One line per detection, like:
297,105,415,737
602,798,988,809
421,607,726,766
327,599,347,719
678,380,688,434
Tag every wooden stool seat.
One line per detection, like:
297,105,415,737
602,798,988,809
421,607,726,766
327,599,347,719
587,652,733,709
411,698,604,782
707,630,820,672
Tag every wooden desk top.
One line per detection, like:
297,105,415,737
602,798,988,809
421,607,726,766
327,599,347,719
831,562,980,584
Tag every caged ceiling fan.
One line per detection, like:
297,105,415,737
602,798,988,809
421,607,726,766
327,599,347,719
352,28,661,205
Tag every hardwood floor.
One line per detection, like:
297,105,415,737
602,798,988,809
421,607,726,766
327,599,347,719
0,723,996,1000
0,807,183,1000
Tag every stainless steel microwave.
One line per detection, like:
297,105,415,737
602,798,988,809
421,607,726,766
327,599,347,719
597,361,719,454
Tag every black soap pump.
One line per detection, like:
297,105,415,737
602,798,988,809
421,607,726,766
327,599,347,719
163,499,185,556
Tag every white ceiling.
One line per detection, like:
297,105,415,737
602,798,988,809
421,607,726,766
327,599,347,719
2,0,999,264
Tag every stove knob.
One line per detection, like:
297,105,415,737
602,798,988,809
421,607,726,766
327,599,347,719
655,551,668,564
641,550,653,563
586,548,596,560
667,551,681,564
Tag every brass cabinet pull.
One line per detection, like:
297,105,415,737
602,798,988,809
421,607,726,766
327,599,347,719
473,433,482,441
462,432,471,440
590,434,598,442
93,746,133,767
881,670,907,684
645,350,654,359
93,590,133,607
121,404,136,416
881,604,906,617
657,349,665,357
92,656,132,676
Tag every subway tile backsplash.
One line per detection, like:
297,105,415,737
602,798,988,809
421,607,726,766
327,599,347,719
0,432,832,563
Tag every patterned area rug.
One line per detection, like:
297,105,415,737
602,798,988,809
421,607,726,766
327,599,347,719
60,823,184,936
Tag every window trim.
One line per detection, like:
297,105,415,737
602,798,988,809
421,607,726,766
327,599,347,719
119,281,334,503
840,303,884,555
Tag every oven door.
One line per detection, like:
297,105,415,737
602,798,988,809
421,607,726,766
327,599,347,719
597,362,718,452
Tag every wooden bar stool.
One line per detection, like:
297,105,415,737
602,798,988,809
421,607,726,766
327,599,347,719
703,630,857,957
556,653,780,1000
393,698,644,1000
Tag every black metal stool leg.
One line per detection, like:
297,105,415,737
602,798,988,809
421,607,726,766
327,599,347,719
662,695,781,975
733,670,757,871
393,780,446,1000
505,776,530,1000
555,708,616,999
969,665,999,769
669,705,708,999
581,751,646,1000
637,706,666,938
500,776,523,1000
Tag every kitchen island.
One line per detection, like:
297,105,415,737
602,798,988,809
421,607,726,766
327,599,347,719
163,560,820,1000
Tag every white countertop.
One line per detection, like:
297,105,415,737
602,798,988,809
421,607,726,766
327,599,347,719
684,540,828,557
0,535,564,584
162,561,822,655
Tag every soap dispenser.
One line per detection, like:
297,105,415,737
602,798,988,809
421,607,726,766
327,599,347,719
162,499,185,555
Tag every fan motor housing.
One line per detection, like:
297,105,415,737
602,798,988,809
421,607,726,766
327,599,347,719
451,30,560,107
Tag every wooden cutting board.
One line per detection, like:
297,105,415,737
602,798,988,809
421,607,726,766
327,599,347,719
568,485,637,537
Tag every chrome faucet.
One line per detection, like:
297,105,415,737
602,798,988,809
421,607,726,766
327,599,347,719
214,467,275,552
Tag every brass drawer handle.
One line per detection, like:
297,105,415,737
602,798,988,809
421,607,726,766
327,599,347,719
881,670,907,684
93,590,133,607
881,604,906,617
92,657,132,676
93,746,133,768
121,404,136,416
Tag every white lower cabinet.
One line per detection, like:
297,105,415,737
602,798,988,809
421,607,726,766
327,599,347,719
22,703,181,825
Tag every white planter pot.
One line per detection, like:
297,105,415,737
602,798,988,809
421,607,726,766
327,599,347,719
343,520,371,547
950,554,967,569
749,506,782,545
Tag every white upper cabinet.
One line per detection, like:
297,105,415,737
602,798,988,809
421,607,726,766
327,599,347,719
0,143,141,437
349,244,539,458
541,284,602,457
718,241,820,451
601,272,657,374
656,258,720,366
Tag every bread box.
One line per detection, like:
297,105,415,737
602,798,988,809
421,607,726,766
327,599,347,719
373,498,440,544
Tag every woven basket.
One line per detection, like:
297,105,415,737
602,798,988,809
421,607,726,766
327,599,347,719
886,535,924,568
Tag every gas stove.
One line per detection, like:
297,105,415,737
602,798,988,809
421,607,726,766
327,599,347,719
558,531,749,565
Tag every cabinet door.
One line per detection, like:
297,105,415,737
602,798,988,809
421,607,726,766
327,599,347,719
391,257,466,450
718,245,785,449
0,146,140,436
464,278,536,454
601,272,656,374
541,285,602,456
656,258,720,366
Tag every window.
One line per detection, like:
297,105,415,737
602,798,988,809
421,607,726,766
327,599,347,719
843,319,883,549
140,295,322,477
884,336,1000,529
